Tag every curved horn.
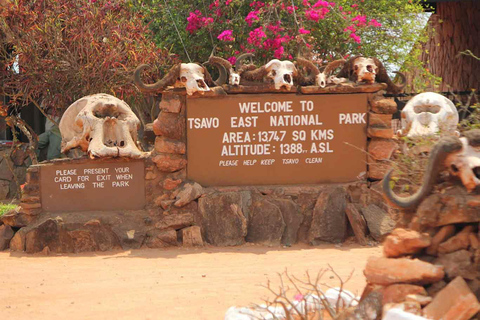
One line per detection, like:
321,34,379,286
382,135,463,209
208,56,232,71
203,61,228,86
295,58,320,86
324,59,346,75
235,53,255,71
241,65,268,82
392,71,407,92
133,64,180,92
372,58,407,94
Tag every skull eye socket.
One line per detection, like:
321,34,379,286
181,76,187,83
474,167,480,179
451,164,459,173
354,65,359,71
284,74,292,83
366,65,374,73
271,70,277,76
196,79,206,88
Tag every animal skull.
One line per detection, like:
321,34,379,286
177,63,210,95
59,93,147,158
265,59,297,90
399,92,459,138
446,136,480,192
353,57,377,84
229,71,241,86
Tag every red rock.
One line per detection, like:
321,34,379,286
145,171,157,180
382,284,427,304
383,228,431,258
438,225,474,254
145,229,178,248
370,98,397,114
182,226,203,247
364,257,445,285
152,153,187,172
152,112,185,140
434,250,476,280
470,233,479,250
383,301,422,316
423,276,480,320
426,225,456,256
405,294,432,306
159,94,183,113
345,203,368,245
154,137,186,154
163,178,182,190
369,112,393,127
368,139,398,161
368,161,392,180
367,127,393,139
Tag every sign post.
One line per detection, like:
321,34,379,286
187,93,368,186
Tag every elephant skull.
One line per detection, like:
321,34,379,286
399,92,459,138
59,93,147,159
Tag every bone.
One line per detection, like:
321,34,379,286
59,93,146,159
399,92,459,138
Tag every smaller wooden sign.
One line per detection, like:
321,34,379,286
40,159,145,212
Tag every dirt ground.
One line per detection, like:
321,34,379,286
0,243,381,320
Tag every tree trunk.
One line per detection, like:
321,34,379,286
421,1,480,91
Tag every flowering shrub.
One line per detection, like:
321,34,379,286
135,0,430,81
0,0,175,122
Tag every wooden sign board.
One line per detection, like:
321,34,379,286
187,94,368,186
40,159,145,212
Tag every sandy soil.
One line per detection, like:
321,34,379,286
0,243,381,320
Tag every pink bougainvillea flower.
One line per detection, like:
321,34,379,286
351,3,358,8
305,7,329,21
186,10,203,34
217,29,234,41
227,56,237,65
352,14,366,26
203,17,214,27
209,0,219,10
274,46,284,59
247,26,266,47
312,0,329,8
245,10,260,26
225,0,233,5
343,25,356,33
299,27,311,34
349,33,361,43
286,5,298,14
369,18,382,27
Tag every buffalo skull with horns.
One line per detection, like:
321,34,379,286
336,56,407,94
206,53,254,86
240,59,298,90
383,130,480,209
134,62,225,95
295,58,346,87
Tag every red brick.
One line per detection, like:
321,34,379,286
368,139,398,161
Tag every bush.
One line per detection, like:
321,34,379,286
134,0,432,80
0,0,176,123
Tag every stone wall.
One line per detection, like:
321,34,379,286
0,143,31,200
1,86,401,253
